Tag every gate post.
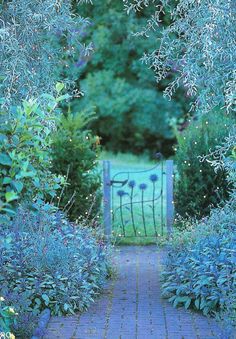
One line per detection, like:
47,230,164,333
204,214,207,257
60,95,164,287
103,161,112,242
166,160,174,235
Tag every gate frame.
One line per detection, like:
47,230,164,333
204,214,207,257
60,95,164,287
103,159,174,242
103,160,112,242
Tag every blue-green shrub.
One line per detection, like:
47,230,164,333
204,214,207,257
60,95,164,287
50,110,101,222
162,195,236,317
0,203,110,337
175,111,233,219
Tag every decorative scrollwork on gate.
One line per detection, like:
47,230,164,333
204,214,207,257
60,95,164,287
110,158,165,238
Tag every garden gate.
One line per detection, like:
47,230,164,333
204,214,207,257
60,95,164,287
103,155,174,241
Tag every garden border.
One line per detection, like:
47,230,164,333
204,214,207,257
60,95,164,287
31,308,51,339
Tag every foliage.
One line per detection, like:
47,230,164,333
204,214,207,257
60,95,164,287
0,203,110,332
71,0,188,156
50,109,101,222
0,0,93,106
124,0,236,116
0,297,17,335
174,111,233,219
201,127,236,188
0,93,67,218
162,194,236,317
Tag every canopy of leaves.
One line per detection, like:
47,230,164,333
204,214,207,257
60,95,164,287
0,0,92,106
124,0,236,115
71,0,189,156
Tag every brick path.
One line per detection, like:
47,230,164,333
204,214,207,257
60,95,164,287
44,246,222,339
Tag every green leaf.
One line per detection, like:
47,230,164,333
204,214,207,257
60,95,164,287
35,298,41,306
5,191,18,203
56,82,64,93
63,303,70,311
56,94,70,103
194,298,200,309
42,294,50,306
0,153,12,166
16,171,35,179
12,181,24,193
3,177,12,185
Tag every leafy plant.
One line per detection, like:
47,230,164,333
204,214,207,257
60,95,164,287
50,109,101,222
0,203,110,320
174,110,233,218
0,0,93,106
124,0,236,116
162,194,236,317
0,297,17,335
0,93,67,217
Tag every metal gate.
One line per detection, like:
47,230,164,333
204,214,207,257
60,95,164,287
103,156,174,241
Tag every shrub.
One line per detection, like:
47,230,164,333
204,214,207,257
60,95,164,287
0,203,110,325
50,110,101,222
174,111,233,219
0,88,74,219
162,194,236,317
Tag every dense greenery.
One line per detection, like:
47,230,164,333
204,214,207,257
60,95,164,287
126,1,235,333
162,194,236,321
72,1,188,156
0,0,92,106
124,0,236,116
51,110,101,222
0,203,110,338
0,3,110,338
175,111,233,219
0,95,65,219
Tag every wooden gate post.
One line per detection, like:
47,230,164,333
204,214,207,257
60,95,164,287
103,161,112,242
166,160,174,235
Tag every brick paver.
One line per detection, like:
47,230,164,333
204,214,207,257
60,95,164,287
44,246,222,339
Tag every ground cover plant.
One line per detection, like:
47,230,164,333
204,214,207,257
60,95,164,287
0,202,110,338
162,193,236,318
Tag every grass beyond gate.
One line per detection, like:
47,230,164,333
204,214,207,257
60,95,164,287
100,152,167,245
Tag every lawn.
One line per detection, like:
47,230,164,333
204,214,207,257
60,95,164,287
99,152,168,245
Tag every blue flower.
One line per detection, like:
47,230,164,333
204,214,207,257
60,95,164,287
155,152,163,160
117,190,126,197
139,183,147,190
128,180,136,188
150,174,158,182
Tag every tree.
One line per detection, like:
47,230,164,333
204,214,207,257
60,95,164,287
124,0,236,116
71,0,189,156
0,0,92,106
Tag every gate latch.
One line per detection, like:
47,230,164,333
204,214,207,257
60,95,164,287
110,179,128,187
